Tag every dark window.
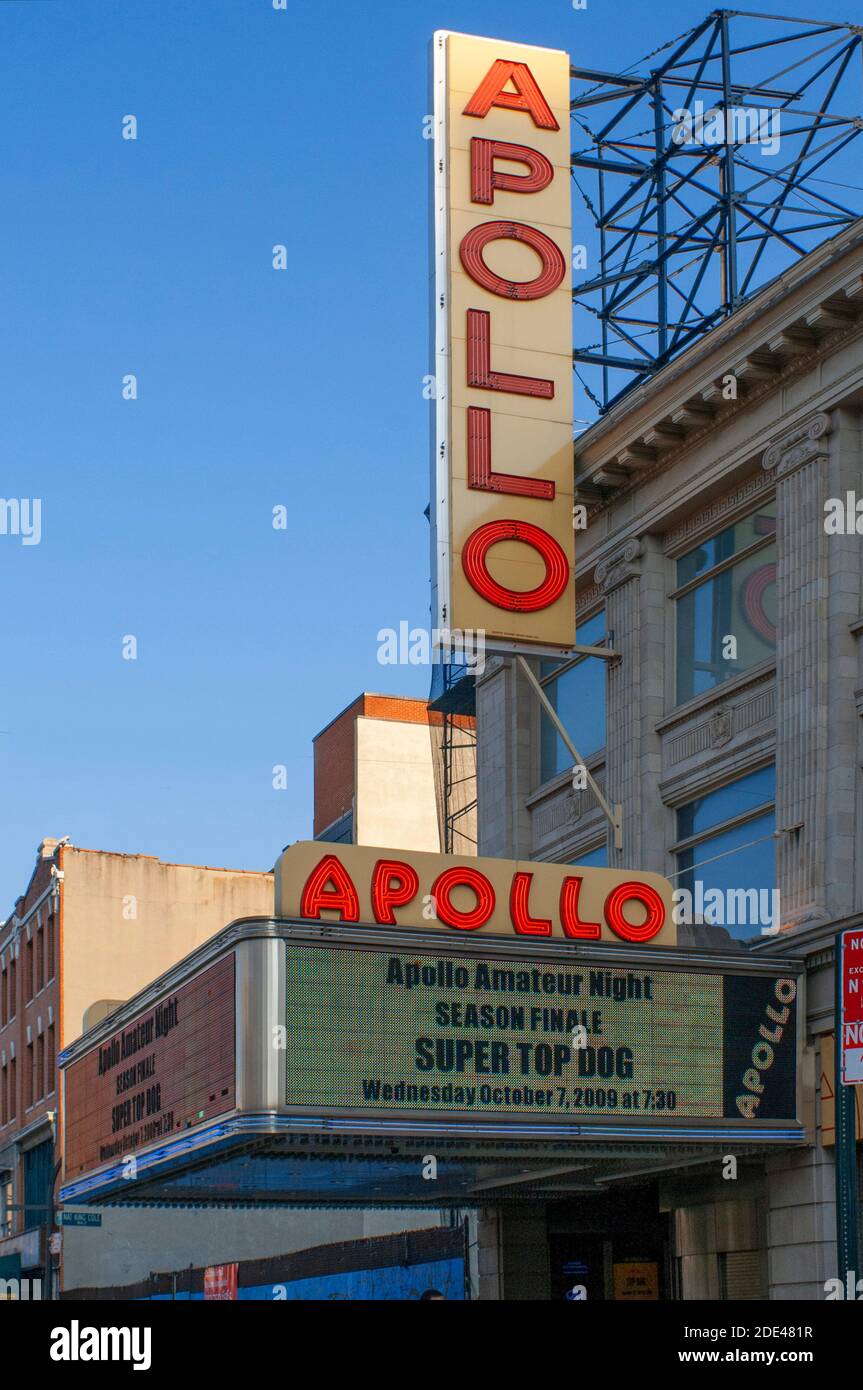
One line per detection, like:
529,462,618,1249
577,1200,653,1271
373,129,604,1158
22,1140,54,1233
46,1025,55,1097
46,915,55,983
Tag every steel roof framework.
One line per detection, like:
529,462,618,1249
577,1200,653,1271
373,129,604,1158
571,9,863,415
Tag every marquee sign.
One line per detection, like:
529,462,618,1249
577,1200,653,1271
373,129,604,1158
63,955,236,1181
430,31,575,651
283,939,799,1130
59,924,803,1201
275,842,676,948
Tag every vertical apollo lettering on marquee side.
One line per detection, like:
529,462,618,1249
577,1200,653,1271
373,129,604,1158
431,32,575,650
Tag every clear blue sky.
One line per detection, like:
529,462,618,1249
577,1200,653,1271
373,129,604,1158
0,0,852,905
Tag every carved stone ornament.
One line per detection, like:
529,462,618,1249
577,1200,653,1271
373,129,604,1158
594,539,643,594
762,412,831,477
566,788,585,823
709,709,733,748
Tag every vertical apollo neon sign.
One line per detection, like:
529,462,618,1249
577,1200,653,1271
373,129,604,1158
431,32,575,650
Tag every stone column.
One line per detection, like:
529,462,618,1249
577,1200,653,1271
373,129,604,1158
762,413,833,928
595,536,667,872
475,655,534,859
596,540,642,870
825,409,863,919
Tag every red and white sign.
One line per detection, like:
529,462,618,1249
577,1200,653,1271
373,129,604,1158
274,841,676,947
431,31,575,652
204,1263,238,1300
840,927,863,1085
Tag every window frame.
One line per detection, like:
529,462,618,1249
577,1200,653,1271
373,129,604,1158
537,607,608,784
670,503,777,709
670,763,776,888
668,527,775,604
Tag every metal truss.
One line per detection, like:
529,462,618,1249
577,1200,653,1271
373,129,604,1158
428,662,477,855
571,9,863,415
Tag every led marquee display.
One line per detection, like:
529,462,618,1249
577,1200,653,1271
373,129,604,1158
284,942,799,1129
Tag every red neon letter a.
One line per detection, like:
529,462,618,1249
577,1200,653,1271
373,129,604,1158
463,60,560,131
300,854,360,922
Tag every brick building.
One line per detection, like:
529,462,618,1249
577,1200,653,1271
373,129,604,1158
314,693,476,855
0,838,274,1291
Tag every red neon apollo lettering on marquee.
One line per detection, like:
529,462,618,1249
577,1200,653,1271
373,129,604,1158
300,854,361,921
456,56,570,616
431,866,497,931
297,855,666,944
371,859,421,925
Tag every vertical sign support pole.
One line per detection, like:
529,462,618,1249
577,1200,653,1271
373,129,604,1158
835,929,859,1291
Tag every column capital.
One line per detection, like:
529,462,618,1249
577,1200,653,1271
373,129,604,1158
762,412,831,478
594,539,642,594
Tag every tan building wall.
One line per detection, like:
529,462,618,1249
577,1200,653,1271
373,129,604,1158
59,846,274,1047
354,716,442,852
1,839,275,1271
313,692,477,854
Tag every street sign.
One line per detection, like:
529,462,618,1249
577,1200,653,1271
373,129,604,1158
839,926,863,1084
60,1211,102,1227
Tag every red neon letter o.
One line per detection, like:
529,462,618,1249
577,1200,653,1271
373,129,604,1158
459,221,566,300
462,520,569,612
604,882,665,943
430,867,496,931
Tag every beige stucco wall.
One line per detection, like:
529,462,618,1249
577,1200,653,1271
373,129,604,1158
60,848,274,1046
354,717,442,852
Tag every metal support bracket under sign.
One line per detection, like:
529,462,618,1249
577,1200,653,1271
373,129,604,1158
516,654,623,852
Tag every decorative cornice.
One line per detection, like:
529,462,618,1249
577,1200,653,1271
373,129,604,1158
762,411,831,477
575,581,602,616
575,225,863,499
663,470,773,556
594,539,642,593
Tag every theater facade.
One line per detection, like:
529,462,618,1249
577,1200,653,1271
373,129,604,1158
57,26,863,1300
